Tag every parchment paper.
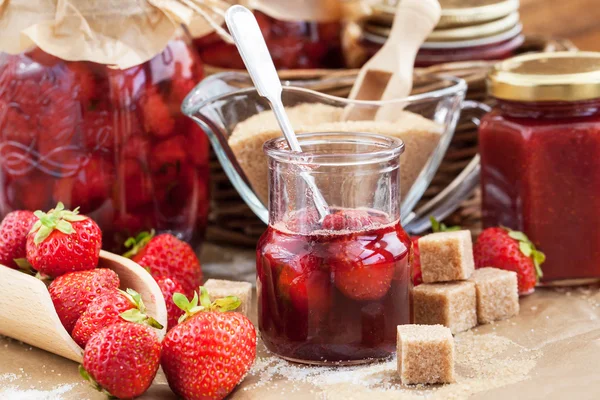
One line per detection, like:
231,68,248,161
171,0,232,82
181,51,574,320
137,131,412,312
1,244,599,399
0,0,223,68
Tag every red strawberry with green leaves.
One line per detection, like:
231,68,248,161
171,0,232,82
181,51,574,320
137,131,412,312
72,288,163,348
411,217,461,286
48,268,119,333
80,322,161,399
474,227,545,295
26,202,102,278
123,231,202,296
156,277,187,331
161,288,256,400
0,210,36,270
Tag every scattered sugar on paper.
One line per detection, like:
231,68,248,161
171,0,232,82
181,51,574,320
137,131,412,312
0,383,76,400
245,333,540,399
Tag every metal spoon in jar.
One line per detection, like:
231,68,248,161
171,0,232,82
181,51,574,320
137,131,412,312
225,5,330,220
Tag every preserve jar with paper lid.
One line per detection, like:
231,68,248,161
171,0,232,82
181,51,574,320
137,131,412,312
0,0,210,251
480,52,600,284
192,0,345,69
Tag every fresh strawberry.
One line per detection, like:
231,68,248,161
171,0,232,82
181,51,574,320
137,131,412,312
322,209,373,231
474,227,545,295
161,288,256,400
140,87,175,138
410,236,423,287
411,217,461,287
0,210,36,269
53,156,114,213
48,268,120,333
80,322,161,399
123,231,202,295
156,277,187,331
26,203,102,277
72,288,162,348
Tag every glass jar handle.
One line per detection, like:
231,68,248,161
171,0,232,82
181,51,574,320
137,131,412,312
403,100,491,234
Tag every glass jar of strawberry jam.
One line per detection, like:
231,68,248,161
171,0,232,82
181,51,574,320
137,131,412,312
0,0,211,253
257,133,411,365
480,52,600,284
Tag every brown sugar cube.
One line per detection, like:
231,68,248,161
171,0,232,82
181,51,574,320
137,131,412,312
204,279,253,316
418,230,474,283
413,281,477,334
469,268,519,324
397,324,455,385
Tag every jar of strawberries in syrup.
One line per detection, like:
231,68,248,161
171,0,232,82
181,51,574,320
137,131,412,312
0,2,210,252
257,132,412,365
480,52,600,284
193,0,344,69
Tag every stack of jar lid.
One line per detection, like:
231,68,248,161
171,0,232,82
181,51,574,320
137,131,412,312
358,0,523,67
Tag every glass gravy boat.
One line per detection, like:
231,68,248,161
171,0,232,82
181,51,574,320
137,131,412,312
182,72,486,232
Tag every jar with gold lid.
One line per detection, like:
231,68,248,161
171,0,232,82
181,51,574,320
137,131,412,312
193,0,345,70
479,52,600,284
347,0,524,68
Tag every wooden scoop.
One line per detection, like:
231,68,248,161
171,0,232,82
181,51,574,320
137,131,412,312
0,250,167,363
345,0,441,120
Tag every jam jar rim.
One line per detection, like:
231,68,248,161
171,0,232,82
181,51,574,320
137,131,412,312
263,132,405,167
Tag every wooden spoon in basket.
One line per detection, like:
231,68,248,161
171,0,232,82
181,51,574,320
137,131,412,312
344,0,441,121
0,250,168,363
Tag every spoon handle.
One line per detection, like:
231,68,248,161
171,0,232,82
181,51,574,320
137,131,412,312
225,5,329,219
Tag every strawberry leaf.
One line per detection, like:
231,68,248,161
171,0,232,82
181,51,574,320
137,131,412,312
120,309,147,323
213,296,241,312
55,220,74,235
430,216,461,233
199,286,212,309
173,293,190,310
508,230,529,243
122,230,155,259
519,242,532,257
13,258,34,274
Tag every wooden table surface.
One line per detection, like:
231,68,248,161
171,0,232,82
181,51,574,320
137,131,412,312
521,0,600,50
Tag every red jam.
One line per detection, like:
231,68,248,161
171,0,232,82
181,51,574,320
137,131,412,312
0,39,210,252
480,98,600,282
194,10,344,70
256,209,411,364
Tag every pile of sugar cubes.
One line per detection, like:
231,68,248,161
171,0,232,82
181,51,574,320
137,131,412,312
397,231,520,385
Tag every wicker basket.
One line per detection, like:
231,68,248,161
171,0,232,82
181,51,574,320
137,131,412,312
204,35,577,246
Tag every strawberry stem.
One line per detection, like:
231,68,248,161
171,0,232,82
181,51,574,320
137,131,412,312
122,230,155,259
30,202,87,245
118,288,164,330
504,227,545,280
174,286,241,323
430,216,461,233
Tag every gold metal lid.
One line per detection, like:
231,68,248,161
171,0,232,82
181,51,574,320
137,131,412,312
438,0,520,28
370,0,519,28
488,52,600,102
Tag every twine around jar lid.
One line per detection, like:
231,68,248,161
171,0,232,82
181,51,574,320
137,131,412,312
488,52,600,102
